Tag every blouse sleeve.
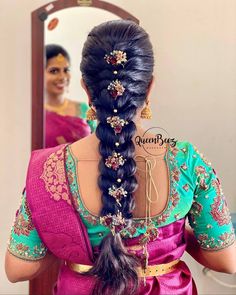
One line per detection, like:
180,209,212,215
187,142,235,250
7,189,47,260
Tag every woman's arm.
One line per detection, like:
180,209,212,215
5,250,60,282
185,226,236,274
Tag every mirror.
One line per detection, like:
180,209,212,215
31,1,139,294
31,0,138,151
44,8,122,148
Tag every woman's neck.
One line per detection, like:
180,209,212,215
45,94,65,106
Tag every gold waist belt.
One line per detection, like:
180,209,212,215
66,259,180,277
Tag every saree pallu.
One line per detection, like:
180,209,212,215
45,111,91,148
55,219,197,295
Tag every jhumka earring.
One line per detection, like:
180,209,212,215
86,105,97,120
141,100,152,119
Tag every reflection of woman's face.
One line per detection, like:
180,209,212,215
45,56,71,96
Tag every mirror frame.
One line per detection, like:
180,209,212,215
31,1,139,294
31,0,139,151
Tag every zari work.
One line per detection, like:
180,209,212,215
8,141,235,260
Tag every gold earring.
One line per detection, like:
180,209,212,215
86,105,97,120
141,101,152,119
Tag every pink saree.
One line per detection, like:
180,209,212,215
26,144,197,295
45,111,91,148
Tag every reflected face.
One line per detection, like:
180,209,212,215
45,56,71,96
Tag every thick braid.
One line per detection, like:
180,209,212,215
80,20,154,295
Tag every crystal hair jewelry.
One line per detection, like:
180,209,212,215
105,152,126,170
108,185,128,206
100,211,127,235
104,50,127,67
107,80,125,99
107,116,128,134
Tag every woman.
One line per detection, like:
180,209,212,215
44,44,96,148
5,20,235,295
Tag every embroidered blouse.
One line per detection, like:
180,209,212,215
7,141,235,260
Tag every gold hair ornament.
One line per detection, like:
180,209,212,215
108,185,128,207
105,152,126,170
106,116,128,134
107,79,125,99
104,50,127,67
56,53,66,62
100,211,127,235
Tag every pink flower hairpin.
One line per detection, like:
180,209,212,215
107,79,125,99
100,211,127,235
107,116,128,134
108,185,128,206
105,152,126,170
104,50,127,67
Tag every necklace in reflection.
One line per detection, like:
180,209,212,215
45,99,69,115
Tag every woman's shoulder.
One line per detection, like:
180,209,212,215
171,140,206,157
67,100,88,110
69,134,100,160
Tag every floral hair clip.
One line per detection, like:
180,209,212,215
108,185,128,206
105,152,126,170
107,116,128,134
107,80,125,99
104,50,127,67
100,211,127,235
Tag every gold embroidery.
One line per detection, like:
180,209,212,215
40,146,71,205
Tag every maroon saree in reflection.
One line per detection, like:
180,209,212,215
45,111,91,148
26,144,197,295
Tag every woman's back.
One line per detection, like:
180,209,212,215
5,19,235,295
70,129,170,219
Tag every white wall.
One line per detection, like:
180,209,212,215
0,0,235,294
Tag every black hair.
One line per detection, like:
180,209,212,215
45,44,71,66
80,19,154,295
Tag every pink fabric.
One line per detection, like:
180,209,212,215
26,144,197,295
26,144,93,263
125,219,197,295
45,110,91,148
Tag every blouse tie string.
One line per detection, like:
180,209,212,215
134,154,161,285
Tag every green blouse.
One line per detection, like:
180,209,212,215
7,141,235,260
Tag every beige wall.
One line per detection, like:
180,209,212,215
0,0,235,294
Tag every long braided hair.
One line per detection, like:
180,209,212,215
80,20,154,295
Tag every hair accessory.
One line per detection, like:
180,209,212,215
100,211,127,235
105,152,126,170
86,105,97,120
141,101,152,119
139,222,159,245
104,50,127,67
107,116,128,134
107,80,125,98
56,53,65,62
108,185,128,206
